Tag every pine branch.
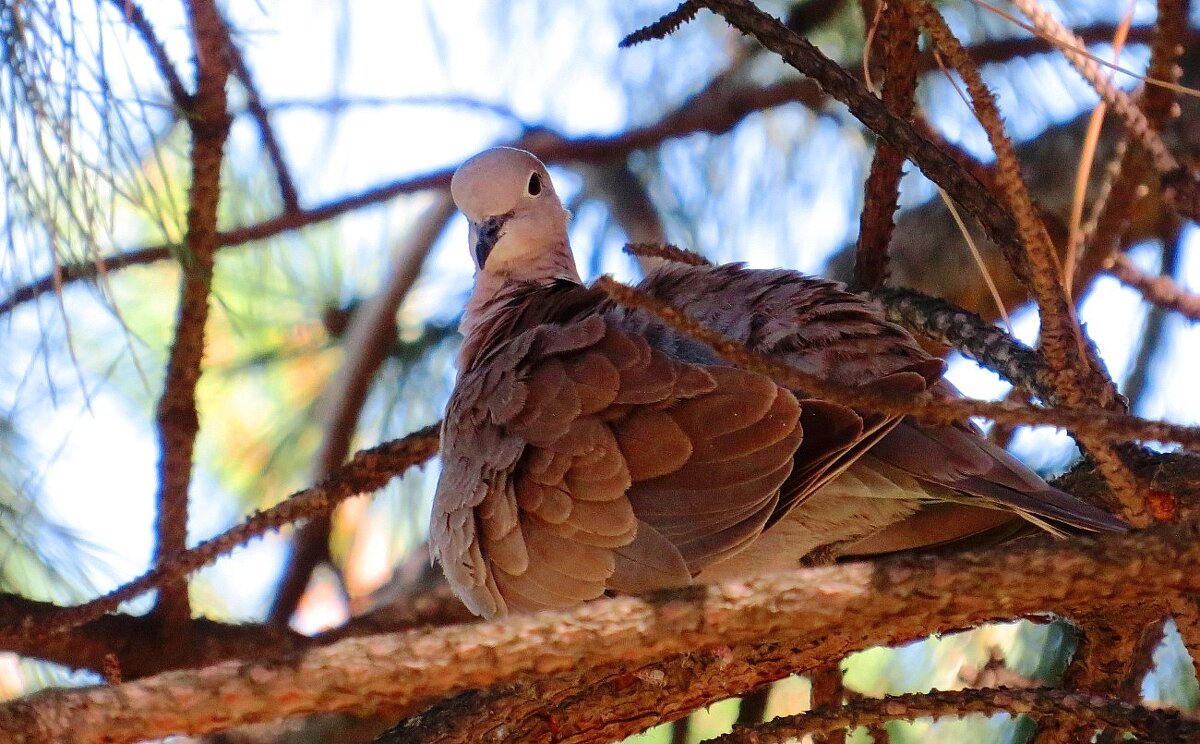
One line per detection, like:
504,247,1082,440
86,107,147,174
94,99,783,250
595,276,1200,450
0,426,439,642
150,0,234,630
268,194,455,627
707,687,1200,743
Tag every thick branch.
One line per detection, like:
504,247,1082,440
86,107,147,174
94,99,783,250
7,522,1200,743
871,287,1054,400
854,2,918,290
0,583,471,680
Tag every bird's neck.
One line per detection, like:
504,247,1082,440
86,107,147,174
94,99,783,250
458,244,583,370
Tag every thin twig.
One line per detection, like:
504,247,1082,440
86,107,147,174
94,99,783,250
1107,252,1200,321
105,0,191,111
226,38,300,212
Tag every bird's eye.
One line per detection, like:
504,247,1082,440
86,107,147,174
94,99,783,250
527,172,542,196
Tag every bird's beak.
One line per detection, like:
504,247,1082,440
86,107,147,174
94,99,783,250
472,212,512,269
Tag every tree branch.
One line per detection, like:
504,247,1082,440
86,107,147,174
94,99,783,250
227,38,300,212
0,426,439,642
595,276,1200,451
871,287,1054,400
1108,252,1200,322
150,0,233,630
8,521,1200,744
854,2,918,290
0,581,470,680
104,0,191,111
707,687,1200,743
268,194,455,627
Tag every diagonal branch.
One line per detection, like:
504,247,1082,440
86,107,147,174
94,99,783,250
226,38,300,212
104,0,191,111
595,276,1200,451
1107,252,1200,321
0,425,439,642
268,194,456,627
871,287,1054,400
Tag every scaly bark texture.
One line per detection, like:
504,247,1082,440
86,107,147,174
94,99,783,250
8,522,1199,744
854,2,919,290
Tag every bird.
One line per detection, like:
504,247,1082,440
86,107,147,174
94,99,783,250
430,146,1128,619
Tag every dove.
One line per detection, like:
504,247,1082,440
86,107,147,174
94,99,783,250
431,146,1127,619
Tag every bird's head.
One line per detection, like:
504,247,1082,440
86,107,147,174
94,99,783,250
450,147,578,283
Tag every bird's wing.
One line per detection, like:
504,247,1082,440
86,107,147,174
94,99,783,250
617,264,947,531
432,296,803,617
625,262,1125,537
864,412,1128,533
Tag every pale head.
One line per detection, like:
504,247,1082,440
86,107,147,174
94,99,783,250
451,147,577,282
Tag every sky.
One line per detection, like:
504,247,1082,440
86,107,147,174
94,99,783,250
1,0,1199,664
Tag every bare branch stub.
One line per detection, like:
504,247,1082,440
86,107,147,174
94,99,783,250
624,242,712,266
619,2,703,48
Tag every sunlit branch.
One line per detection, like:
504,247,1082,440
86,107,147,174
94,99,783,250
7,521,1200,744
